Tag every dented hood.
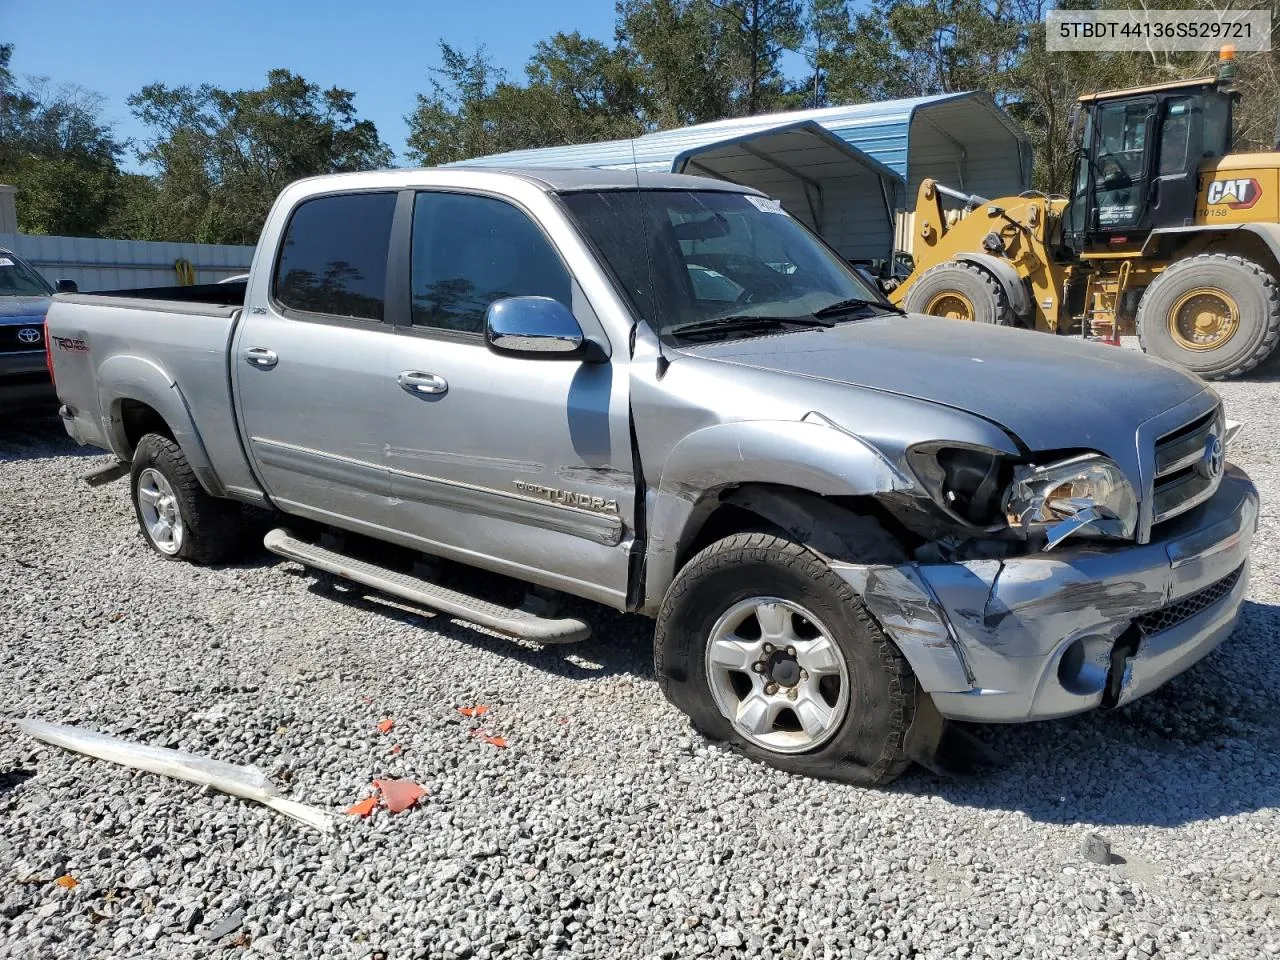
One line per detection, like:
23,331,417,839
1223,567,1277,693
680,313,1208,452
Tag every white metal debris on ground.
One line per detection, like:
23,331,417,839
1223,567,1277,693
16,718,333,833
1,361,1278,959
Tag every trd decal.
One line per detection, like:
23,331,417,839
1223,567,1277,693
52,335,89,352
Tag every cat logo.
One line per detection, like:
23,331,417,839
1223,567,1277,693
1206,177,1261,209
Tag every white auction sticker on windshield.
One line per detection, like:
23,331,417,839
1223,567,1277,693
745,196,787,215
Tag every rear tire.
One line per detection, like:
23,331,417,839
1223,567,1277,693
655,532,921,785
1137,253,1280,379
903,260,1016,326
130,433,246,564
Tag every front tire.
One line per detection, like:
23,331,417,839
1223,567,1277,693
1137,253,1280,379
655,532,921,785
130,433,245,564
903,260,1015,326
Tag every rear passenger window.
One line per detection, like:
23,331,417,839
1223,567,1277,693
274,192,397,321
410,192,572,334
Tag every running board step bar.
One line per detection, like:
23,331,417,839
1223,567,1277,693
264,528,591,644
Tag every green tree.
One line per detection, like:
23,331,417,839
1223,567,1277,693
526,32,647,138
129,70,392,244
711,0,805,113
0,43,125,236
617,0,743,125
802,0,851,107
405,36,646,166
404,43,507,166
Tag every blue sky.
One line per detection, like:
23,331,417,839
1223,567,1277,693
3,0,628,167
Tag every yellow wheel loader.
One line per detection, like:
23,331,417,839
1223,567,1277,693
889,49,1280,379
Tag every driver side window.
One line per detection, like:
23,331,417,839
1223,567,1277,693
409,191,572,335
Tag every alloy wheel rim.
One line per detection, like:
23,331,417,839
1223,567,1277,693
704,597,850,754
1169,287,1239,351
137,468,184,555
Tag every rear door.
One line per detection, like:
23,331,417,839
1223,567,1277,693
380,189,635,607
232,190,402,530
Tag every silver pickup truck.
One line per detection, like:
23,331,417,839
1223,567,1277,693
47,168,1258,784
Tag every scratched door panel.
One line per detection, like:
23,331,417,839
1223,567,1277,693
383,333,634,608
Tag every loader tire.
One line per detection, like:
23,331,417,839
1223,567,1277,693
903,260,1016,326
1137,254,1280,380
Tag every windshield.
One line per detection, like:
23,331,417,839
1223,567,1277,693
559,189,885,339
0,252,54,297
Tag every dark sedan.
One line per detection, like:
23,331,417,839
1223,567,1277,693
0,247,68,411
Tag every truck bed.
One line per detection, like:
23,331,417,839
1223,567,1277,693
67,279,247,314
46,284,260,500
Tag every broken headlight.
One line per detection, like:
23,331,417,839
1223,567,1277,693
1005,454,1138,549
906,444,1010,527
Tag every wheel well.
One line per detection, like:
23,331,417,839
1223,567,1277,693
118,400,174,455
675,485,911,571
677,502,765,569
1156,231,1280,277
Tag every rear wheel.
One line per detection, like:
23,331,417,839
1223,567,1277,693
130,433,246,564
1137,254,1280,379
903,260,1015,325
655,531,922,785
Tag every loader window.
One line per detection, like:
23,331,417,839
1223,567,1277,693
1092,99,1152,229
1158,99,1192,176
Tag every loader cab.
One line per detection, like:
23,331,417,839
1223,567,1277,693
1062,79,1235,253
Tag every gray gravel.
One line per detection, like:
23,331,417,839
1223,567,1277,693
3,365,1279,959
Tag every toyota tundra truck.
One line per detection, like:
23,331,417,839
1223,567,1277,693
46,168,1257,783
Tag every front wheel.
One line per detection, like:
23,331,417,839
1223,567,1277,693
902,260,1015,325
655,532,923,785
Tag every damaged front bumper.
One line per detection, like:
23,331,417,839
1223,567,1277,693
833,467,1257,723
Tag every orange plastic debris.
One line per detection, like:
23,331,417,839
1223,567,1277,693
376,718,395,734
374,778,426,813
482,735,507,749
345,796,378,817
456,705,489,718
54,875,78,889
390,744,402,755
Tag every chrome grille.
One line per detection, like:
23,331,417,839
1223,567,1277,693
1150,406,1224,526
1135,565,1242,637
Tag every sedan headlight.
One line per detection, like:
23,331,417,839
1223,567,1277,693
1005,454,1137,549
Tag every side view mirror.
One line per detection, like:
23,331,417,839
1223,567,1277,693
485,296,588,358
55,278,78,294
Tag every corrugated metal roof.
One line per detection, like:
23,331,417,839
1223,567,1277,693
454,91,1029,193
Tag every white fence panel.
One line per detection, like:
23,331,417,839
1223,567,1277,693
0,233,255,292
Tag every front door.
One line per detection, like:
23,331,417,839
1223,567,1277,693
381,189,635,607
232,190,402,531
1090,97,1154,234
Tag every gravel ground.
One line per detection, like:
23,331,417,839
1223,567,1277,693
2,367,1279,960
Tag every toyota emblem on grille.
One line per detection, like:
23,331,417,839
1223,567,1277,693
17,327,41,344
1201,434,1225,480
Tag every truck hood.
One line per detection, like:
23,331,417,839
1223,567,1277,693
680,314,1208,452
0,295,51,322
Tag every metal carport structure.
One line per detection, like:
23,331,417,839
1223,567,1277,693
456,118,903,265
455,91,1029,261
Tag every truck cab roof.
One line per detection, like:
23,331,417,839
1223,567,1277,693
283,166,762,196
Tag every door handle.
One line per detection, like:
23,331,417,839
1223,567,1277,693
245,347,278,369
398,371,448,396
